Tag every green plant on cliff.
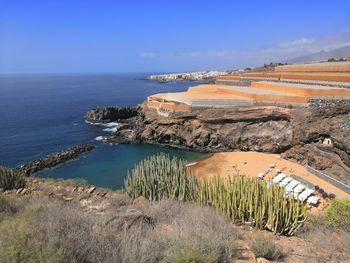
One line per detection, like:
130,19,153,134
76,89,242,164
0,166,26,191
124,154,307,235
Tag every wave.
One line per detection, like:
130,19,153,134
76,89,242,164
101,122,118,128
95,136,104,141
103,127,118,132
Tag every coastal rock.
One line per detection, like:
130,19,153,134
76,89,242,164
96,103,350,184
107,105,293,153
16,145,95,176
86,106,139,123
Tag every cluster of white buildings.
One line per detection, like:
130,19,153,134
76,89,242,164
148,71,232,82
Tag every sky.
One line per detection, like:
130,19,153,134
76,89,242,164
0,0,350,73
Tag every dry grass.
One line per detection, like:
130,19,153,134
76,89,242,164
250,234,285,261
0,195,241,263
296,214,350,262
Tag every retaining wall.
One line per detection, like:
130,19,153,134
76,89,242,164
306,165,350,195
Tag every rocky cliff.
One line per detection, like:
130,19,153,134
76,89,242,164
86,106,139,123
90,102,350,184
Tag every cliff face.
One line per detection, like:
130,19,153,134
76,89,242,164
88,103,350,184
86,106,139,123
105,105,293,153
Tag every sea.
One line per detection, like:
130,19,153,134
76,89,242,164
0,73,206,189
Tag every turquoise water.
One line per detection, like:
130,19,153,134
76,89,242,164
39,144,206,189
0,73,206,189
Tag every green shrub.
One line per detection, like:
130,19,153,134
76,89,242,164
0,166,26,190
0,205,42,263
324,199,350,232
165,244,219,263
250,234,285,260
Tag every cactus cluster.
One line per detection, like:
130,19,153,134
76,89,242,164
124,154,307,235
124,153,198,201
197,176,307,235
0,166,26,190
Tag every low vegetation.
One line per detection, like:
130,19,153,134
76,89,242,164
324,198,350,232
250,234,285,260
125,153,307,235
125,153,198,201
0,166,26,191
295,199,350,262
0,195,240,263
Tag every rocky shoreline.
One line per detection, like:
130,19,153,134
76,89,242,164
16,145,95,176
86,102,350,185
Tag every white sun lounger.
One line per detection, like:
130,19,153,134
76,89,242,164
298,188,314,201
285,180,300,192
307,196,320,206
272,173,286,184
293,184,305,193
279,177,293,187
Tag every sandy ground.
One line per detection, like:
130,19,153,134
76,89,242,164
189,151,350,200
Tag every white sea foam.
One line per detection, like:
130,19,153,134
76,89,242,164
101,122,118,128
95,136,104,141
103,127,118,132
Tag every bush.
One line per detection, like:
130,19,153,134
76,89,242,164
329,193,336,200
0,204,42,263
0,166,26,190
0,194,241,263
0,196,20,217
151,201,239,263
250,234,285,260
165,243,219,263
324,199,350,232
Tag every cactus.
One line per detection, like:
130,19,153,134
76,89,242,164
124,155,307,235
124,153,198,201
0,166,26,190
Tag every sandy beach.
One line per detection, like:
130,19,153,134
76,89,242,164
190,151,350,200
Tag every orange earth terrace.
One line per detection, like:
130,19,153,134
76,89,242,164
147,60,350,113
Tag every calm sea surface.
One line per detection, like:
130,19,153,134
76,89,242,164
0,73,206,189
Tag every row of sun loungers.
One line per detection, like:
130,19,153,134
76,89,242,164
271,172,320,206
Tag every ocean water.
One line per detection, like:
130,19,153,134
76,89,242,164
0,73,206,189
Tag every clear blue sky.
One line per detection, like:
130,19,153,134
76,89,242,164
1,0,349,73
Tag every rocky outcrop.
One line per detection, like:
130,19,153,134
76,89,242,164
17,145,95,176
95,102,350,184
86,106,139,123
107,105,293,153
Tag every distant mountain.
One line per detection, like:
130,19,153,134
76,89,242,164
288,45,350,64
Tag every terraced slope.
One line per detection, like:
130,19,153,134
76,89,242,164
251,81,350,98
275,62,350,72
218,72,350,85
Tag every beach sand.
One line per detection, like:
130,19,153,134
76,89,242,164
190,151,350,200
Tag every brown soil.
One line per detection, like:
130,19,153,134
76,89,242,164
190,151,350,200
